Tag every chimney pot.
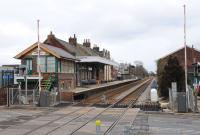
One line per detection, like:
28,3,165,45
48,31,55,39
69,34,77,46
93,45,99,52
83,38,91,48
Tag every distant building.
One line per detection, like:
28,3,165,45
157,46,200,85
118,63,135,80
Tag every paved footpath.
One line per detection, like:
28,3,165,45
127,111,200,135
149,112,200,135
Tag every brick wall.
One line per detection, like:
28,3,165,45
59,91,73,101
58,73,76,90
158,47,200,72
32,56,37,75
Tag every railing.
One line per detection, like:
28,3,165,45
7,88,58,106
8,88,39,105
168,84,198,113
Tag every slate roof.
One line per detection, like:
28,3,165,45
15,34,116,65
41,44,76,60
56,38,98,56
14,42,76,60
56,38,76,54
77,56,119,66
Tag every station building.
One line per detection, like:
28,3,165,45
14,32,118,93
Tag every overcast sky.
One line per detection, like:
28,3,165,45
0,0,198,72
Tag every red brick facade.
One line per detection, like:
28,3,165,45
158,46,200,73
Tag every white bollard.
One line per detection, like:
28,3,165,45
151,88,158,102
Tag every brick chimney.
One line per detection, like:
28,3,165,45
103,49,106,57
69,34,77,46
47,31,55,39
83,39,91,48
108,51,110,59
93,44,99,52
45,31,56,45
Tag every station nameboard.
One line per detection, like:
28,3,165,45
32,50,47,56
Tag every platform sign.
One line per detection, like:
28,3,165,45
2,70,14,87
3,75,13,80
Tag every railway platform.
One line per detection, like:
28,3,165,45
72,79,136,94
60,79,137,102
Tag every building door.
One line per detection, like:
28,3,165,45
25,59,32,75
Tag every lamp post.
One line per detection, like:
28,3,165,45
37,20,41,93
184,5,188,93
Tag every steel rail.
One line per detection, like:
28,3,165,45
81,79,142,104
44,79,147,135
103,80,151,135
69,79,151,135
22,107,95,135
25,79,150,135
117,80,151,105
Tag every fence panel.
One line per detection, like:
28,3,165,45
9,88,39,105
188,86,196,112
0,88,7,105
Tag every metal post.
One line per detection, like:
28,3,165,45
195,92,198,112
183,4,189,112
19,82,21,105
25,75,28,104
11,88,13,105
96,120,101,135
193,61,198,112
184,5,188,92
37,20,41,93
7,88,9,107
33,89,35,104
7,74,10,107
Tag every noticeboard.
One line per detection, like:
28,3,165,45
2,70,14,87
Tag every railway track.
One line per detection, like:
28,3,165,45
79,79,143,105
114,79,151,107
21,78,153,135
69,79,152,135
80,79,148,106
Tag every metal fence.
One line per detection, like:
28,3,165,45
169,89,187,112
169,85,199,113
8,88,58,106
8,88,39,105
187,86,198,112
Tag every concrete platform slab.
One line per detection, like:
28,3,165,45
72,79,136,94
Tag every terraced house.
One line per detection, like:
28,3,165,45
14,32,118,94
